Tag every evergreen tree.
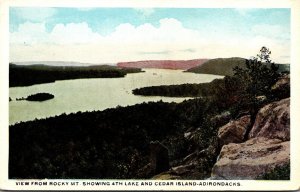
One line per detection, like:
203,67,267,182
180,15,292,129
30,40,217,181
231,46,280,117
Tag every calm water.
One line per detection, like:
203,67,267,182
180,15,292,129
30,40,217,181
9,69,222,125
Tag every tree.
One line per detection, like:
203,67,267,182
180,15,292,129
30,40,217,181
233,46,279,98
230,46,280,117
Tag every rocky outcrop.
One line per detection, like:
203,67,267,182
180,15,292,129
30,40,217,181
249,98,290,141
211,97,290,180
150,97,290,180
217,115,251,147
211,137,290,180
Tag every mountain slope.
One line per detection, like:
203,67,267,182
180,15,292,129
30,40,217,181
186,57,290,76
117,59,208,70
186,57,246,76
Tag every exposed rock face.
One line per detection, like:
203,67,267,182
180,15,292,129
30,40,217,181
218,115,251,147
149,141,170,174
249,98,290,141
211,137,290,180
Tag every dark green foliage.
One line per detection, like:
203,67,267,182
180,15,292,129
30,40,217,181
257,163,290,180
9,64,142,87
233,59,279,99
195,137,220,177
162,134,190,165
9,101,176,179
26,93,54,101
10,99,209,179
132,78,224,97
229,47,281,119
9,95,224,179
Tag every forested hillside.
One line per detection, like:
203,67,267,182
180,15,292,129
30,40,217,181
186,57,289,76
9,64,142,87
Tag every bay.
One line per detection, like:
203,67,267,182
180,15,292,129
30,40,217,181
9,69,222,125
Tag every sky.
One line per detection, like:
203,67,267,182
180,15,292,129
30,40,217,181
9,7,290,64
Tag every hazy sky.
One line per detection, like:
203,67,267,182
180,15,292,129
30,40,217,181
9,7,290,64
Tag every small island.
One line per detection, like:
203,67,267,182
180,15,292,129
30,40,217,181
26,93,54,101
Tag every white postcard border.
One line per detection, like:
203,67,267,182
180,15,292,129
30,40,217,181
1,0,299,191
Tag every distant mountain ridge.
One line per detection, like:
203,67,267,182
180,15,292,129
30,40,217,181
13,58,290,76
117,59,209,70
186,57,290,76
13,61,115,66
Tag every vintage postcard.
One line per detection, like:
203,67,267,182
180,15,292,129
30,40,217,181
0,0,299,191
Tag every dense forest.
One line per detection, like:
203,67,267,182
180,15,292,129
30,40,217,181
9,47,290,179
9,64,142,87
132,78,225,97
10,98,223,179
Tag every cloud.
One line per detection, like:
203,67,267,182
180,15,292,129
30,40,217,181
10,18,290,64
134,8,155,18
10,22,49,44
11,22,103,45
50,22,103,44
14,8,57,22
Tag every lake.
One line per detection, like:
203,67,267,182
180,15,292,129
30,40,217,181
9,69,222,125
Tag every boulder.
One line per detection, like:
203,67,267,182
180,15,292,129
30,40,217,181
211,137,290,180
249,98,290,141
218,115,251,147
